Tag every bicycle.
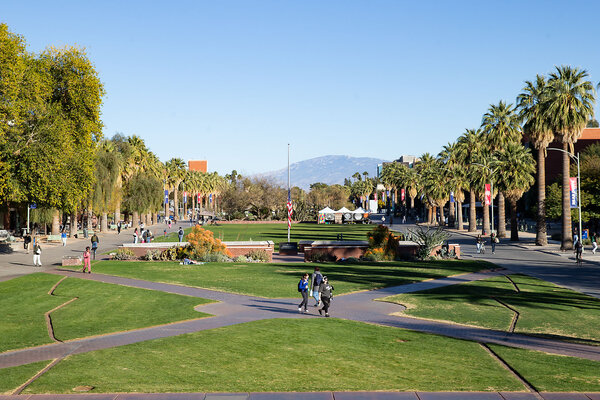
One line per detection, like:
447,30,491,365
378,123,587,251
575,249,583,265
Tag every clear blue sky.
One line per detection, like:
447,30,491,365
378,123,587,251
4,0,600,175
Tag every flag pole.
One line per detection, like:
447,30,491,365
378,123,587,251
287,143,291,242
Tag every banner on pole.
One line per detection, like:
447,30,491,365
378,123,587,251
197,193,201,203
209,193,213,203
286,189,293,228
484,184,491,206
183,191,187,204
401,188,405,202
164,190,169,205
450,191,455,203
569,177,578,208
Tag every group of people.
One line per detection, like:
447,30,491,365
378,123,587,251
298,266,334,317
133,224,154,244
573,229,598,264
476,233,499,254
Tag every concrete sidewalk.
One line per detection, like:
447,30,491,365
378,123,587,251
0,391,599,399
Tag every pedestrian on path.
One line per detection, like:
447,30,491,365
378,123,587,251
318,276,334,317
178,227,184,242
61,230,67,246
117,221,122,235
490,232,498,254
82,246,91,273
133,228,139,244
33,241,42,267
575,239,583,265
90,233,99,260
298,273,309,313
573,228,579,247
592,232,597,255
476,234,483,254
23,233,31,254
310,266,323,306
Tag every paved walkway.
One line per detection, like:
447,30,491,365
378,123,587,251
0,391,599,399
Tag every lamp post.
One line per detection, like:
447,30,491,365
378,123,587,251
473,163,495,235
547,148,582,245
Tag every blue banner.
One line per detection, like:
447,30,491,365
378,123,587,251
569,178,578,208
164,190,169,205
450,191,455,203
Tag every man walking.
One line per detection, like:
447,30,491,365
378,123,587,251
310,266,323,306
117,221,122,234
61,230,67,246
592,232,597,255
318,276,334,317
33,241,42,267
298,273,309,313
178,227,184,242
90,232,99,260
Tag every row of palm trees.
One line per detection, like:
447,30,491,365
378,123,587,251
381,65,595,248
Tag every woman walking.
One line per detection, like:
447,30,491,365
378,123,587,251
318,276,334,317
82,246,91,273
592,232,598,255
490,232,498,255
298,273,309,313
33,241,42,267
310,266,323,306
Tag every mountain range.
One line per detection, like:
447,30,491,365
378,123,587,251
257,155,388,190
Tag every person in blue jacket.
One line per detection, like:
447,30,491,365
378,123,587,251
298,273,309,313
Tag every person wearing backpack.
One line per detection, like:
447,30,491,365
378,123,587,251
90,233,99,260
310,266,324,306
297,273,309,313
318,276,334,317
33,240,42,267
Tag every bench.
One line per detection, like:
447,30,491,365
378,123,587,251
47,234,62,242
110,224,117,230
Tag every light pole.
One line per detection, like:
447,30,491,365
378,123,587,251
547,148,582,244
473,163,495,235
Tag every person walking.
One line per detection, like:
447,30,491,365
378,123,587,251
592,232,598,255
61,230,67,247
33,241,42,267
476,234,483,254
490,232,498,254
310,266,323,306
90,233,99,260
82,246,91,273
573,228,579,247
318,276,334,317
23,233,31,254
178,227,184,242
133,228,139,244
117,221,122,235
575,239,583,265
298,273,309,313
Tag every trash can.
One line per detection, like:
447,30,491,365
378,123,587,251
83,228,88,238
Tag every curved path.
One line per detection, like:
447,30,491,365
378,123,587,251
2,267,600,371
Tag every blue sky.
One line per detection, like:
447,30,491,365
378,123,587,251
3,0,600,175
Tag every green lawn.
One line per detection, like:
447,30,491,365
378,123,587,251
80,259,490,298
489,344,600,392
0,361,49,395
0,273,213,353
381,274,600,343
21,319,525,393
153,223,374,248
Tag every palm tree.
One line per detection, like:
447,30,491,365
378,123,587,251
545,66,596,250
439,141,469,228
165,158,186,221
481,101,522,238
517,75,554,246
456,128,483,232
495,142,536,241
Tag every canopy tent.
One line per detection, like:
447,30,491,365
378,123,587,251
337,207,352,213
318,207,336,224
318,207,336,214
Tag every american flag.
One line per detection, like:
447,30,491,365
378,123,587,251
286,189,293,228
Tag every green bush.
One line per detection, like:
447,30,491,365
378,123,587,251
198,253,232,262
246,249,270,262
113,248,136,260
160,248,178,261
233,255,249,262
143,249,162,261
309,252,336,263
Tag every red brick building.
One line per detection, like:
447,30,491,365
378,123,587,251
188,160,207,173
541,128,600,183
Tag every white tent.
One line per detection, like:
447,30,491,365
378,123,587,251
353,207,367,214
337,207,352,213
318,207,336,214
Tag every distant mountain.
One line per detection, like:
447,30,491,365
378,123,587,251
257,155,389,190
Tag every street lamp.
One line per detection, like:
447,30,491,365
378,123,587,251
547,148,582,244
472,163,495,235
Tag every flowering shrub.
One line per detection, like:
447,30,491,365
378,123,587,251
246,249,269,262
363,247,391,261
365,225,404,261
113,248,136,260
185,226,233,259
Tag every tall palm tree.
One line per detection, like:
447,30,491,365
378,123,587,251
481,101,522,238
495,142,536,241
439,141,468,228
165,158,186,221
517,75,554,246
545,66,596,250
456,128,483,232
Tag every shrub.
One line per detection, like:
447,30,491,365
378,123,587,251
407,226,451,260
143,249,162,261
160,247,178,261
363,247,390,261
234,255,249,262
197,253,232,263
338,256,360,264
366,225,403,260
367,225,391,248
186,226,233,259
309,251,336,263
113,248,136,260
246,249,270,262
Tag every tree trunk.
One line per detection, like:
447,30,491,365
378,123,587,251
132,211,139,228
448,199,455,228
147,213,152,225
410,196,414,209
52,210,60,235
114,204,120,225
70,211,77,237
482,195,490,235
394,188,398,213
536,147,548,245
427,206,432,224
174,189,179,221
100,212,108,232
509,197,519,241
497,192,507,238
469,190,477,232
439,202,445,226
561,142,573,250
87,206,93,230
153,212,158,225
457,201,464,231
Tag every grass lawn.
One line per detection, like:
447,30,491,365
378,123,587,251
381,274,600,343
22,319,525,393
153,223,374,248
489,344,600,392
80,259,491,298
0,273,213,353
0,361,49,395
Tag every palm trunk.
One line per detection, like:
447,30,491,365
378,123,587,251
70,211,77,237
497,192,507,238
174,189,179,221
394,188,398,212
51,210,60,235
410,196,414,209
132,211,139,228
427,206,432,224
114,207,120,225
482,195,490,235
448,199,455,228
509,197,519,241
469,190,477,232
457,201,464,231
536,147,548,245
561,142,573,250
87,206,93,230
439,202,445,226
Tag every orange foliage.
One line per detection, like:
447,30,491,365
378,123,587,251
186,225,233,258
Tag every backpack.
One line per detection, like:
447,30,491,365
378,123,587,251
313,274,322,287
298,279,303,292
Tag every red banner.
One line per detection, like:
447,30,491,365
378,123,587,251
401,188,405,202
484,184,491,205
